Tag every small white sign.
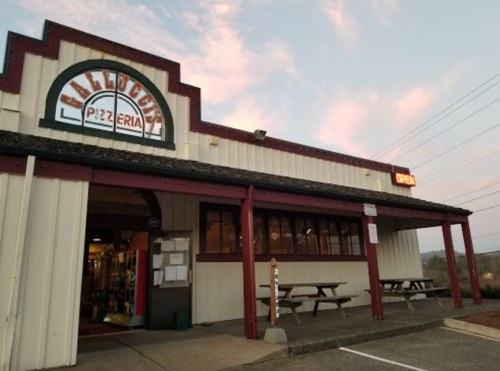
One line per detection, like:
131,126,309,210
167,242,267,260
170,253,184,265
368,223,379,244
364,203,377,216
274,268,279,318
161,240,175,252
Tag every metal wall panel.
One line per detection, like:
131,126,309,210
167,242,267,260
0,173,25,370
10,177,88,371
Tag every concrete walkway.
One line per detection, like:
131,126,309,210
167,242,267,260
68,298,499,371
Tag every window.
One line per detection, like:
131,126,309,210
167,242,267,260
205,210,238,254
199,203,365,262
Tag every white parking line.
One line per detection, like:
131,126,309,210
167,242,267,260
339,347,429,371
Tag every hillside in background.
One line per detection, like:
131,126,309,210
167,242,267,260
420,249,465,262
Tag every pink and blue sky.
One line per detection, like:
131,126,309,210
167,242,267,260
1,0,499,254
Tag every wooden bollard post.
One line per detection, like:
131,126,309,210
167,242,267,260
270,258,279,326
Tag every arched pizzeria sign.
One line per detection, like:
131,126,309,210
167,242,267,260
41,60,175,149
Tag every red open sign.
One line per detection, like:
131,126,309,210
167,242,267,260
392,173,416,187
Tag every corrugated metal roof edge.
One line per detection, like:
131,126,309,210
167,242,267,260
0,131,472,216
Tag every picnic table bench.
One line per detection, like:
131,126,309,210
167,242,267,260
258,282,358,325
366,278,448,311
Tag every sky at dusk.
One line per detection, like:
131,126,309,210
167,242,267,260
1,0,499,254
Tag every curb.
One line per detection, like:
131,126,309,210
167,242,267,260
288,320,444,355
444,318,500,340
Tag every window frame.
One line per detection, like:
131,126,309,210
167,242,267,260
198,203,367,262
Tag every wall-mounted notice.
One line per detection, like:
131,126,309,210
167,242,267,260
176,265,188,281
368,223,379,244
175,240,189,251
165,266,177,281
161,240,175,251
152,254,164,269
170,253,184,265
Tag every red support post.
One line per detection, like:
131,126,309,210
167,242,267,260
362,215,384,320
442,215,463,308
461,221,482,304
241,185,257,339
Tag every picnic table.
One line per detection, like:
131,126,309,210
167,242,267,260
377,278,448,311
258,282,357,325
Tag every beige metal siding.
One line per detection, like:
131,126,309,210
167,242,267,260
0,40,412,197
9,177,88,371
0,173,25,370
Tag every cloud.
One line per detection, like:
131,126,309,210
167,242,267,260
219,96,283,133
319,0,359,48
313,65,464,158
319,0,399,48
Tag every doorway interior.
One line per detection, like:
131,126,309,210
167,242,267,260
79,185,157,336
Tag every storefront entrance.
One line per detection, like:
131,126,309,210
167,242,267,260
79,185,159,336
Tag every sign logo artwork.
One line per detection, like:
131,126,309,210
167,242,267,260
392,172,416,187
56,69,165,141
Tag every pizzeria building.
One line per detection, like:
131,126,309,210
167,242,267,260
0,21,482,371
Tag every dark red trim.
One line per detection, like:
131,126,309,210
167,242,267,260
136,249,148,316
196,254,367,263
377,205,468,223
87,214,153,229
254,189,363,213
0,154,27,174
0,21,409,175
91,168,247,199
442,215,463,308
34,158,92,181
461,221,482,305
241,186,257,339
363,215,383,320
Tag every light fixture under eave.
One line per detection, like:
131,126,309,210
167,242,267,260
253,129,267,141
93,233,101,242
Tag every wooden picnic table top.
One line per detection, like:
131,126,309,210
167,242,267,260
259,282,347,289
380,278,434,284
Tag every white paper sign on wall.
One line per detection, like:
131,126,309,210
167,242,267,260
368,223,379,244
364,203,377,216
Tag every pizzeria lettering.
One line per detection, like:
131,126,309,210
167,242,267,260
59,70,163,126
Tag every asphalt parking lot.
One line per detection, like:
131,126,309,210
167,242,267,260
229,327,500,371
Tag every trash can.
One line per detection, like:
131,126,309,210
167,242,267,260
174,310,189,331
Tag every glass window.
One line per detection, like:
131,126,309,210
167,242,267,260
294,218,307,254
254,215,266,254
206,211,221,254
328,221,341,255
221,212,237,254
268,216,281,254
340,222,351,255
319,220,330,255
306,218,318,254
350,223,361,255
281,217,294,254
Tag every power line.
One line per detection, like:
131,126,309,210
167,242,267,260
412,120,500,170
389,96,500,163
473,203,500,213
370,71,500,160
440,180,500,203
452,189,500,206
419,149,500,186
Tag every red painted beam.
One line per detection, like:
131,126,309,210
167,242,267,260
0,154,27,175
34,159,92,181
377,205,468,223
461,221,482,305
241,186,257,339
253,189,363,213
91,168,248,199
442,215,463,308
362,215,384,320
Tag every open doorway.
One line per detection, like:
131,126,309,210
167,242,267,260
79,185,160,336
